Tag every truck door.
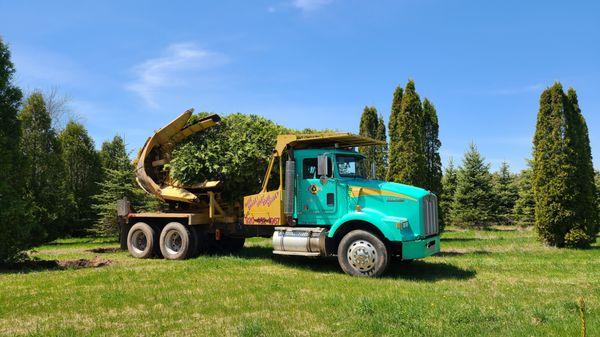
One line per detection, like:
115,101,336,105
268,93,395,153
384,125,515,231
297,156,337,225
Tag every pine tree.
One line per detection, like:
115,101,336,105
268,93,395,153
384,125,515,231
451,143,493,227
513,161,535,228
358,106,380,179
59,121,103,233
440,158,458,227
564,88,598,247
422,98,442,195
533,83,580,247
375,115,388,180
19,92,71,242
491,162,518,225
0,38,35,264
387,80,426,187
386,85,402,181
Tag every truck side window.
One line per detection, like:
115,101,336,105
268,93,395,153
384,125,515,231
303,158,332,179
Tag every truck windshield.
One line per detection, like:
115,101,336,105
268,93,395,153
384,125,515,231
336,155,366,178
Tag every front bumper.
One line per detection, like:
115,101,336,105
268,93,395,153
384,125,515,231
401,235,440,260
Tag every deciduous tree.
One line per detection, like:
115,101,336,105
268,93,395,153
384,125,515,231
99,135,130,172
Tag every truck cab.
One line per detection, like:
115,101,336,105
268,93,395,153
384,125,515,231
244,134,441,277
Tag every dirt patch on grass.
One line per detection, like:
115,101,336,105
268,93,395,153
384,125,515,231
86,247,121,254
59,256,112,268
2,256,112,273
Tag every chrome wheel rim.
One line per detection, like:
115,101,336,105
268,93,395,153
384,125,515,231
131,229,147,254
165,230,183,255
347,239,377,272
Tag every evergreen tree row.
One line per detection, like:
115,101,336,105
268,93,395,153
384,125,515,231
0,39,156,264
440,145,533,229
359,80,443,226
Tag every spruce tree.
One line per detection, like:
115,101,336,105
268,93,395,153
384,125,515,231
0,38,34,264
451,143,493,227
19,92,70,242
491,162,518,225
386,85,402,181
533,83,580,247
440,158,458,227
513,161,535,228
59,121,103,232
387,80,426,187
358,106,380,179
422,98,442,195
375,115,388,180
93,136,159,235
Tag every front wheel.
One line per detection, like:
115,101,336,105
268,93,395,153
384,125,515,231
337,230,389,277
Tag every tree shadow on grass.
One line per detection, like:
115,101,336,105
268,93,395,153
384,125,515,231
235,246,476,281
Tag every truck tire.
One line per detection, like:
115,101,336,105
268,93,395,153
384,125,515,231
159,222,193,260
337,230,389,277
127,222,156,259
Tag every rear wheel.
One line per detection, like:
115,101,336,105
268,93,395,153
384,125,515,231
127,222,156,259
337,230,389,277
159,222,193,260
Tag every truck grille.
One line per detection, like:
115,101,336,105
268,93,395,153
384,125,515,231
423,194,439,236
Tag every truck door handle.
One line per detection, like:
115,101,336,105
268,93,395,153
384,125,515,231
327,193,334,206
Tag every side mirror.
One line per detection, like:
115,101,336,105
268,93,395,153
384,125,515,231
317,154,329,177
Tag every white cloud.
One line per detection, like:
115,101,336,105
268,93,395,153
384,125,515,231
126,42,227,108
490,83,544,96
292,0,333,12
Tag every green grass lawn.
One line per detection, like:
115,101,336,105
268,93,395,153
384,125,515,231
0,227,597,337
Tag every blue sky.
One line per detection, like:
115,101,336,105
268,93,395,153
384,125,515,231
1,0,599,172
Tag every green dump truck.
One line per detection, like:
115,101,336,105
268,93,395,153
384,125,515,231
119,110,440,277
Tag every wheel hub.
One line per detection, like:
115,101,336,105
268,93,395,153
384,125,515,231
347,240,377,271
165,230,182,254
131,230,147,252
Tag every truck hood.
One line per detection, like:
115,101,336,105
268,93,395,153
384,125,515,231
344,179,430,201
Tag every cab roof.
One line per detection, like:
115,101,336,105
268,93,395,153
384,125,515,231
275,133,385,155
